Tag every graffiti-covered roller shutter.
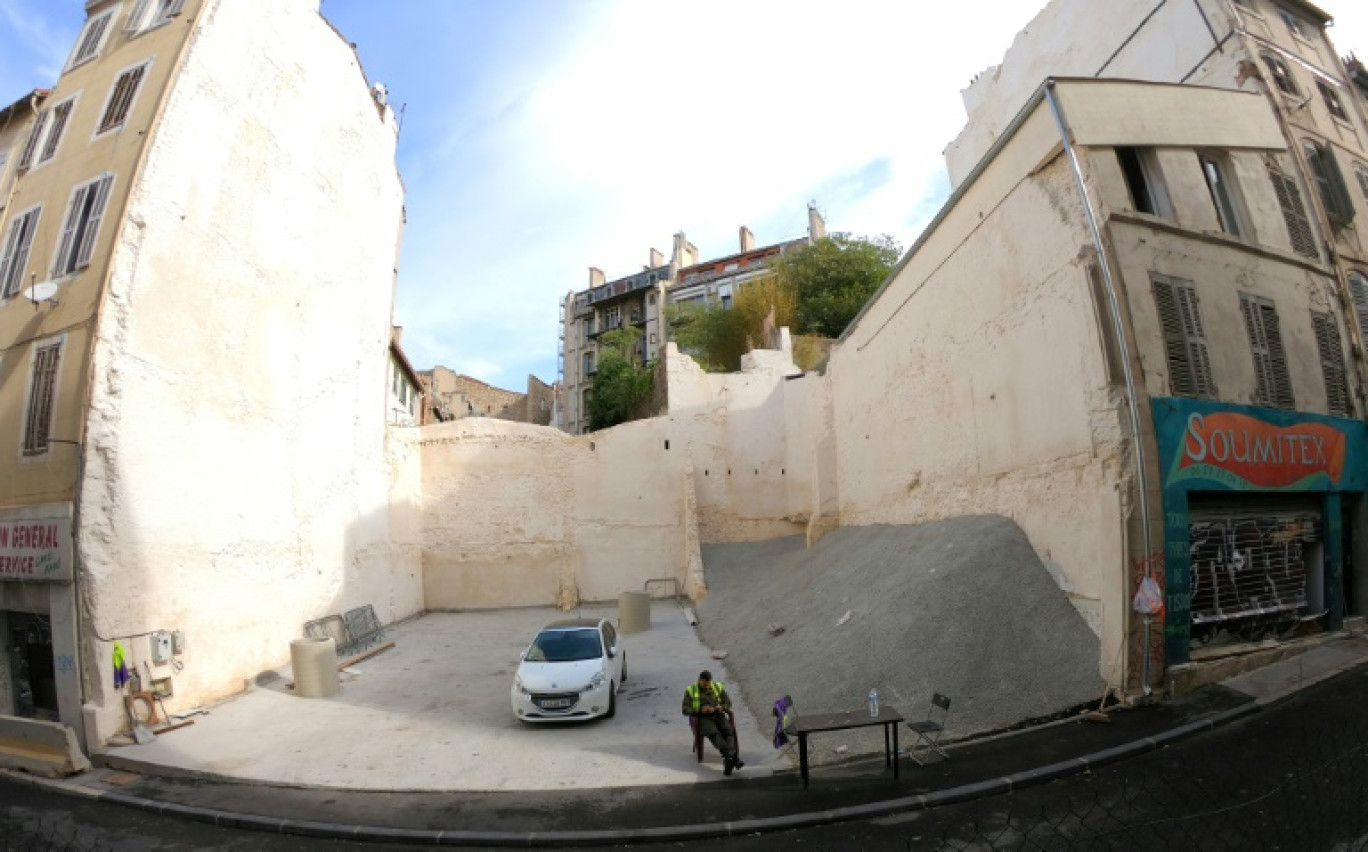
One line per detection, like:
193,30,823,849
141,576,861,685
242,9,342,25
1189,498,1321,644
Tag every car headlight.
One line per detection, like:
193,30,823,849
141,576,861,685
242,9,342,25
588,671,606,689
514,674,529,695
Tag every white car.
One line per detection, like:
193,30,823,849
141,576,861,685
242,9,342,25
511,618,626,722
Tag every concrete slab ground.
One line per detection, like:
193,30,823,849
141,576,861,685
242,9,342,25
97,602,781,791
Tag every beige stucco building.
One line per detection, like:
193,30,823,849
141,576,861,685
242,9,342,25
0,0,415,751
830,0,1368,691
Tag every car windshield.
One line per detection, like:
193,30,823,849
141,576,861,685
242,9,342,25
525,628,603,663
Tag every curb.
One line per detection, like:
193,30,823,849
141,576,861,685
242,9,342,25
7,701,1263,846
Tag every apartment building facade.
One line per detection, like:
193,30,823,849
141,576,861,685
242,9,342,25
0,0,413,750
830,0,1368,690
558,207,826,435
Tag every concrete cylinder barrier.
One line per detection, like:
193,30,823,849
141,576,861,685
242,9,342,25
290,637,339,698
618,591,651,634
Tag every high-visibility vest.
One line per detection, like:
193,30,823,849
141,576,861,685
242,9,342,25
685,681,725,713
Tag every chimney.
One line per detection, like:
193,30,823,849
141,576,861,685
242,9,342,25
649,248,664,268
392,325,403,345
807,202,827,242
739,226,755,252
588,267,605,288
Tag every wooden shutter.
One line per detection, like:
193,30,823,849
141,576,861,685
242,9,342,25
70,13,111,66
99,65,147,133
39,100,74,163
1349,272,1368,355
1152,274,1215,398
52,182,93,276
1241,295,1295,409
1268,165,1318,259
0,208,41,298
74,174,114,269
1311,311,1351,417
16,110,49,171
126,0,151,32
23,343,61,455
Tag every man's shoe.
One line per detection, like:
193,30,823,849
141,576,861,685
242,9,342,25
723,758,734,776
734,758,745,770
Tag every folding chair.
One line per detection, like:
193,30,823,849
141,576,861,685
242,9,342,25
906,693,952,766
690,708,738,762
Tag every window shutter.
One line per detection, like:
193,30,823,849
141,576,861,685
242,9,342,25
1241,295,1295,409
1349,272,1368,354
1306,143,1356,228
53,182,92,276
1311,311,1351,417
126,0,151,32
24,343,62,455
1268,165,1318,259
99,64,147,134
74,174,114,269
70,13,111,66
39,100,74,164
1324,148,1356,226
0,209,40,298
1152,274,1215,398
17,110,49,171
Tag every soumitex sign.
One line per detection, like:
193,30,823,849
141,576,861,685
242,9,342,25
0,506,73,582
1153,398,1367,493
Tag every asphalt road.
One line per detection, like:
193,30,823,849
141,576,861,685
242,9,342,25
5,666,1368,851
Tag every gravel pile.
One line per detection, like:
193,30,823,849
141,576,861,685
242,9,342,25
694,516,1105,762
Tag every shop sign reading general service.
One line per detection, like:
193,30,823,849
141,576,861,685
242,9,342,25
0,516,73,582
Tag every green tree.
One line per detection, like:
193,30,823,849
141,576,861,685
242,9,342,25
588,327,654,431
772,234,901,338
667,301,749,372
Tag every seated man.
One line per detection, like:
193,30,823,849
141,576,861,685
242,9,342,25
682,670,744,775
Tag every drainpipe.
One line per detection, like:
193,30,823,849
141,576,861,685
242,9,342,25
1044,81,1156,693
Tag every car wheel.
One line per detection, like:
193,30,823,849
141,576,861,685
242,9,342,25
606,683,617,718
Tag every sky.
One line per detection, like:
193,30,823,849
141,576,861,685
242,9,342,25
1,1,1367,390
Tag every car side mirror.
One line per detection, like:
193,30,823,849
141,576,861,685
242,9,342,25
607,646,617,658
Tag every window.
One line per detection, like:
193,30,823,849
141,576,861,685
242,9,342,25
0,206,42,299
604,305,621,329
1317,81,1348,121
583,351,595,377
1241,295,1295,409
1116,147,1172,218
1278,9,1305,37
23,341,62,456
1199,153,1245,236
1262,52,1300,96
1348,271,1368,357
1304,141,1356,227
52,173,114,278
39,99,74,164
67,10,114,69
126,0,186,33
1310,311,1351,417
1152,274,1216,398
17,97,75,170
98,62,150,135
1267,163,1318,258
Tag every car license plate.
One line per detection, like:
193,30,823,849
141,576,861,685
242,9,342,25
541,698,572,708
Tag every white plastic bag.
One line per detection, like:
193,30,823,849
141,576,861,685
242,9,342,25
1132,575,1165,616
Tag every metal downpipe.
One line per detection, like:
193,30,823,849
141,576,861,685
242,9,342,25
1044,81,1156,691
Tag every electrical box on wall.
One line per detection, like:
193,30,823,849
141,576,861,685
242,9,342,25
151,630,173,665
171,630,186,655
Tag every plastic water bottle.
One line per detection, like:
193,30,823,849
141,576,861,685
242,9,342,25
868,688,880,718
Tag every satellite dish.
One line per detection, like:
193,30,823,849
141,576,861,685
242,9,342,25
25,281,58,304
